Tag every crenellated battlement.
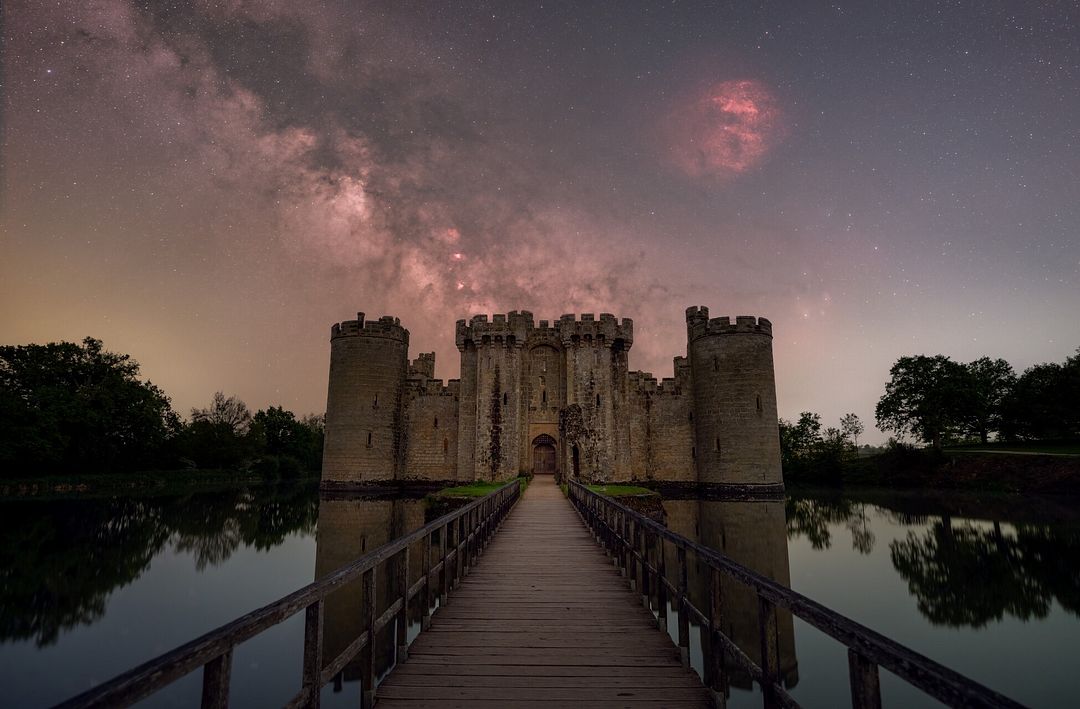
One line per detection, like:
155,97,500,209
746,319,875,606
455,310,634,349
409,352,436,379
408,376,458,397
331,312,409,344
455,310,535,349
686,306,771,342
557,313,634,348
628,370,685,396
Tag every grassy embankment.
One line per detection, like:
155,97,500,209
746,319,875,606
799,441,1080,494
944,441,1080,456
586,484,658,497
430,477,530,498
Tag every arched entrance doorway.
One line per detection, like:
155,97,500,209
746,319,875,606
531,434,557,476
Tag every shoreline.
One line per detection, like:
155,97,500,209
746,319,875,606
0,470,320,500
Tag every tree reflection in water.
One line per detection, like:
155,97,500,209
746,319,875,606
891,519,1080,627
785,492,1080,628
785,496,876,554
0,483,317,646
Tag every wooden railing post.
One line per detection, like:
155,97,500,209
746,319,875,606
635,523,643,605
441,524,451,605
758,596,779,709
422,533,433,630
656,534,668,632
361,567,377,709
631,520,642,596
200,649,232,709
301,600,324,708
456,516,465,582
621,512,631,578
848,649,882,709
676,545,690,666
707,567,727,708
396,546,410,662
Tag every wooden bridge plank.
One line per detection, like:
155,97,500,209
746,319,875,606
376,475,710,707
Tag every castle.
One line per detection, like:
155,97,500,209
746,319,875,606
321,307,783,491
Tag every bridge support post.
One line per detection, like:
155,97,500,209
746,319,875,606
441,524,451,606
361,568,377,709
758,596,780,709
848,649,882,709
707,567,727,708
200,649,232,709
656,532,668,632
396,546,410,663
677,546,690,666
422,534,433,631
639,523,648,605
302,600,324,708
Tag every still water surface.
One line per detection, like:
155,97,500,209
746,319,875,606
1,482,1077,707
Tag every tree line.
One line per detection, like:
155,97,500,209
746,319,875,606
875,350,1080,448
0,338,323,477
778,411,867,481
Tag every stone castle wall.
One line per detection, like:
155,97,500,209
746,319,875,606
403,369,460,482
322,306,782,490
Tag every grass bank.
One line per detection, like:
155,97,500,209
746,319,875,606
586,484,658,497
429,476,529,498
790,444,1080,494
945,441,1080,456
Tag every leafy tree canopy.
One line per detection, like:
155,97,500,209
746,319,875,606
0,338,179,473
875,355,970,449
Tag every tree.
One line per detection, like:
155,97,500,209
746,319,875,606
1001,349,1080,441
840,413,864,448
962,357,1016,443
191,392,252,436
177,392,256,469
875,355,969,449
249,406,324,474
0,338,179,473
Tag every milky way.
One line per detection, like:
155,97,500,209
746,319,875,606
2,2,1078,440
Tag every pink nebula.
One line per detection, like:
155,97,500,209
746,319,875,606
670,79,785,178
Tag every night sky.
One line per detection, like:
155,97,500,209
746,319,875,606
2,2,1078,442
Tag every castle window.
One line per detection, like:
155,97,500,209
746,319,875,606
715,437,721,453
689,412,693,423
361,536,366,552
366,431,373,447
372,394,378,408
503,392,508,405
443,438,449,455
542,389,547,405
692,446,696,459
434,416,438,429
756,395,762,413
596,394,601,407
713,356,719,372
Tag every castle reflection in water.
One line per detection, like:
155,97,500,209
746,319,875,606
313,492,798,698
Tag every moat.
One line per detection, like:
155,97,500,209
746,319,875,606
2,481,1077,708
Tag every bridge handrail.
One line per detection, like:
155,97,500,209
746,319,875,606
55,479,522,709
567,481,1026,709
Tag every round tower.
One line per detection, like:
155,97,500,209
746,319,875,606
322,312,409,486
686,307,782,490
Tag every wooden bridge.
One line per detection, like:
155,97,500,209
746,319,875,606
377,474,708,708
58,475,1026,709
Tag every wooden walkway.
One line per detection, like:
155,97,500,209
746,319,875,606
377,474,711,708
